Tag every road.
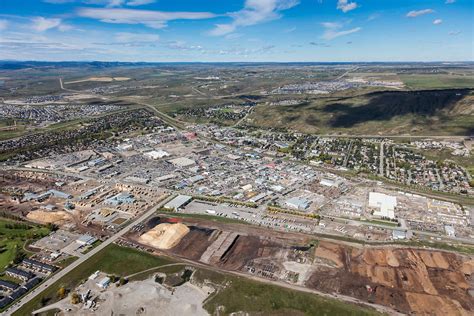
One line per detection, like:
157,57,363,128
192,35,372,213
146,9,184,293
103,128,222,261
4,194,174,316
379,141,384,177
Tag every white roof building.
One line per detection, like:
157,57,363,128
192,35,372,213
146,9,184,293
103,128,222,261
144,150,170,160
168,157,196,168
285,197,311,210
369,192,397,219
164,195,192,210
320,179,336,187
97,276,111,289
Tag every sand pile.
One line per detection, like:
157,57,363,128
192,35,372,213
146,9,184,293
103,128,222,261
27,210,71,224
139,223,190,250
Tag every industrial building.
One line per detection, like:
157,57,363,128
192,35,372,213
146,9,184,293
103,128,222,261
104,192,135,206
368,192,397,219
144,149,170,160
168,157,196,168
76,234,98,246
164,195,192,210
285,197,311,210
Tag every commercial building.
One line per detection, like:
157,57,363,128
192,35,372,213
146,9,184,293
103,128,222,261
97,276,111,289
104,192,135,206
285,197,311,210
368,192,397,219
144,149,170,160
168,157,196,168
164,195,192,210
76,234,98,246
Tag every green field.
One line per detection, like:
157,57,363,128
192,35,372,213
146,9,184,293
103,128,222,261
12,244,175,315
194,269,381,316
400,74,474,90
14,244,383,316
0,218,50,270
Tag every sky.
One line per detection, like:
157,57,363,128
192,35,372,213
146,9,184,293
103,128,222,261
0,0,472,62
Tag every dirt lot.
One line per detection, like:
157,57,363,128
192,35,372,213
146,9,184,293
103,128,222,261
129,217,473,316
307,241,473,315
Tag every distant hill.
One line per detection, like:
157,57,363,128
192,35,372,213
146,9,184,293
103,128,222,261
248,89,474,136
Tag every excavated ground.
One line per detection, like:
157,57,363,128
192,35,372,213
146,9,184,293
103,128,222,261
129,217,473,316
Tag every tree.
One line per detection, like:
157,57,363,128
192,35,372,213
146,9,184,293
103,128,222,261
57,286,66,299
118,277,128,286
70,292,80,304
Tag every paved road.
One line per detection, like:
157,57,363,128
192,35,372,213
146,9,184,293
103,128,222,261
379,141,384,177
4,194,173,316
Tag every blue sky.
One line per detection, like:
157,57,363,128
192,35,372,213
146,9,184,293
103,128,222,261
0,0,472,62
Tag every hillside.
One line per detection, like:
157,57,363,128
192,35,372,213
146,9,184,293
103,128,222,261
246,89,474,136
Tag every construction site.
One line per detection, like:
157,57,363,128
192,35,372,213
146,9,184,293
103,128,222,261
126,216,474,316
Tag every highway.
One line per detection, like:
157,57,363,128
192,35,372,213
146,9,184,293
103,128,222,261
4,194,174,316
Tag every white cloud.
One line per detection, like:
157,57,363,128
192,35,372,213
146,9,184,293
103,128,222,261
321,21,361,40
77,7,216,29
126,0,155,6
433,19,443,25
337,0,358,13
449,30,461,36
0,20,8,31
31,17,63,32
43,0,75,3
406,9,434,18
209,0,300,36
445,0,456,4
81,0,156,7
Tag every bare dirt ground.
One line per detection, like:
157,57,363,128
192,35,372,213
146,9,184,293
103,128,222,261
307,241,473,315
129,217,473,316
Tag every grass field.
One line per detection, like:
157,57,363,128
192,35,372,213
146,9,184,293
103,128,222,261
14,243,384,316
0,218,50,270
400,74,474,90
194,269,381,316
12,244,175,316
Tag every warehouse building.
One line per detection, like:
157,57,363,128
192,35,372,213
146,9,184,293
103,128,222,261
164,195,192,211
285,197,311,210
368,192,397,219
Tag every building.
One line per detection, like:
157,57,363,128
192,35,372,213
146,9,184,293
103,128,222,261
320,178,337,187
168,157,196,168
76,234,97,246
97,276,111,289
368,192,397,219
104,192,135,206
8,287,27,300
249,192,267,203
164,195,192,210
22,277,41,291
0,279,19,292
0,297,13,309
392,230,407,240
445,225,456,237
22,258,57,274
5,267,35,282
285,197,311,210
144,149,170,160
